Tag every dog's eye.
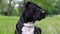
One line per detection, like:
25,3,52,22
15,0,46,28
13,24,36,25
36,8,40,11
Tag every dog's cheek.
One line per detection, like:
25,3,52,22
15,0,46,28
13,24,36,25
33,13,39,20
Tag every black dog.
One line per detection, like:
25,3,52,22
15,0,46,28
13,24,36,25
15,2,45,34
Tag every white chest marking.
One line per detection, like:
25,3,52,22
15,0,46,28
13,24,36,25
22,22,34,34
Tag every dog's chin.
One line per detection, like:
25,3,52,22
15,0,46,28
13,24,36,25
36,18,41,21
37,17,45,21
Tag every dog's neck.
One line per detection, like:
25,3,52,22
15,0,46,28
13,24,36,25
22,22,35,34
23,22,35,27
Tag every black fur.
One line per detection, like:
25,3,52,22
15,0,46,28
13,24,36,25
15,2,45,34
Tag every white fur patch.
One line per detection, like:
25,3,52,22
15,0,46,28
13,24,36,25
22,22,34,34
42,11,45,13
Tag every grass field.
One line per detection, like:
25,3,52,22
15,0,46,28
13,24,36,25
0,15,60,34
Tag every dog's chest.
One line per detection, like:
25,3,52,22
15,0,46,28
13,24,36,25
22,23,34,34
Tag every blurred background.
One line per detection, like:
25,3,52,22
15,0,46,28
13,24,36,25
0,0,60,34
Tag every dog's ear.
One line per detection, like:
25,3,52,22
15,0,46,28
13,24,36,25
25,2,36,9
25,2,31,8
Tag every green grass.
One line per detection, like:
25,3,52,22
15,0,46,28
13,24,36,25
0,15,60,34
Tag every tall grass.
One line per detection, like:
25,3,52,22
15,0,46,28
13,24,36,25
0,15,60,34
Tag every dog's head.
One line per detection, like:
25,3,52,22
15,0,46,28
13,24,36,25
22,2,46,23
